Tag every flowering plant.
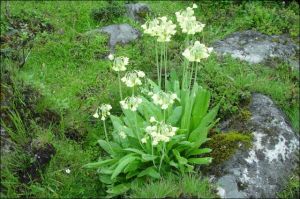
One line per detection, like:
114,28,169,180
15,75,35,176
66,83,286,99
85,3,218,197
85,78,218,196
175,4,205,35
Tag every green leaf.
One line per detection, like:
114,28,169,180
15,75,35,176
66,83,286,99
188,104,219,142
98,140,114,155
166,134,186,151
192,138,211,149
123,148,144,155
175,141,193,153
180,90,192,130
187,148,212,157
142,154,158,162
173,80,181,98
167,106,182,125
111,154,137,179
124,160,141,173
191,89,210,130
123,110,137,130
188,157,212,165
107,183,130,196
126,170,140,179
99,167,114,175
99,174,114,184
110,115,124,131
173,149,188,165
169,160,179,169
137,166,161,179
127,137,143,150
83,159,115,169
139,97,163,121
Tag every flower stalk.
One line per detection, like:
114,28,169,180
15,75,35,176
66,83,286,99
117,71,123,100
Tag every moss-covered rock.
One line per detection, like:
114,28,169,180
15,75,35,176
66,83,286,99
206,132,252,165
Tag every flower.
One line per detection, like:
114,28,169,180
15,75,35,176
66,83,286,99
149,91,177,110
156,17,177,42
141,18,160,37
121,70,145,87
93,104,112,121
65,168,71,174
142,17,176,42
145,119,178,146
120,96,143,111
93,111,99,118
141,136,148,143
175,5,205,35
150,116,156,123
119,131,127,139
112,56,129,71
182,41,213,62
108,54,114,60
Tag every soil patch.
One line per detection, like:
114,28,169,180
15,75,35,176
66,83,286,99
18,143,55,184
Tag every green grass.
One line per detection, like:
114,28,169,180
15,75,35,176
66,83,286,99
1,0,299,198
278,172,300,199
129,173,217,198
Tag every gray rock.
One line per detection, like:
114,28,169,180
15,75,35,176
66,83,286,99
212,93,299,198
86,24,140,53
0,126,14,155
213,30,299,70
125,3,150,22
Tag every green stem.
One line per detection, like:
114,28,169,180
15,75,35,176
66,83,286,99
118,71,123,100
103,120,113,151
132,86,135,96
182,35,191,90
135,113,143,148
194,62,198,87
189,62,194,90
103,120,109,142
158,143,166,172
160,43,163,89
182,60,187,90
151,139,157,168
155,42,160,88
164,42,167,90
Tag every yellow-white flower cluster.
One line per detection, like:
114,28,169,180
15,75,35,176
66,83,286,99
121,70,145,87
119,131,127,139
149,91,177,110
93,104,112,121
182,41,213,62
141,18,159,37
175,4,205,35
120,96,143,111
142,16,176,42
142,117,178,146
111,56,129,72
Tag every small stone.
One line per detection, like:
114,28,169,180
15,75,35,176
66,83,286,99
125,3,150,22
86,24,140,53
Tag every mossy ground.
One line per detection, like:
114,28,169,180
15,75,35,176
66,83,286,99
206,131,253,165
1,1,299,197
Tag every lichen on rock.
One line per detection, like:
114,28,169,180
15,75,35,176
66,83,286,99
213,30,299,70
210,93,299,198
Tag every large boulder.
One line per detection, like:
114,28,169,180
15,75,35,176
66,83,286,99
86,24,140,53
125,3,150,22
213,30,299,70
212,93,299,198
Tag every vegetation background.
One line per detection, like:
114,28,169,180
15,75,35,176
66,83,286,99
0,1,299,198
